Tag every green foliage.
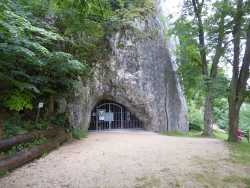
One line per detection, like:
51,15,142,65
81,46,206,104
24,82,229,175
1,137,48,160
170,18,204,103
50,113,68,128
0,171,8,178
21,121,36,132
213,97,228,130
213,130,228,141
51,0,114,63
161,130,202,138
188,102,203,131
35,120,49,130
4,90,33,111
213,102,250,132
3,114,27,138
171,7,231,134
0,0,89,120
72,128,87,140
2,113,51,138
189,123,203,132
108,0,155,32
239,104,250,132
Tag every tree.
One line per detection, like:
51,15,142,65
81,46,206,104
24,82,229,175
0,0,88,114
175,0,229,136
192,0,229,136
228,0,250,142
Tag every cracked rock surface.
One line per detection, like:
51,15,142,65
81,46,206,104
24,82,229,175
68,7,188,132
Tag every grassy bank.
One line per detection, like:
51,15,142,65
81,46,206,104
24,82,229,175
162,130,250,165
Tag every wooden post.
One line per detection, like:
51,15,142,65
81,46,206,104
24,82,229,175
36,102,44,124
35,108,40,124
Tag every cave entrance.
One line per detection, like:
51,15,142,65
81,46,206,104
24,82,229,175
88,100,144,131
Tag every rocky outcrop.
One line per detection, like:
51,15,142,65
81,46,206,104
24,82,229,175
67,3,188,132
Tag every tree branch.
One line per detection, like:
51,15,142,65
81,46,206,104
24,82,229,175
210,8,226,79
237,23,250,101
232,0,244,80
191,0,208,76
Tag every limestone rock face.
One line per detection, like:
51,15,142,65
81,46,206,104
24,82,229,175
68,10,188,132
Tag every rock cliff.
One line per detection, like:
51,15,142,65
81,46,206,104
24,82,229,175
67,2,188,132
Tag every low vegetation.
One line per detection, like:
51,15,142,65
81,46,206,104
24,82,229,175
0,137,47,159
223,176,250,188
162,129,230,140
229,142,250,165
163,129,250,166
72,128,88,140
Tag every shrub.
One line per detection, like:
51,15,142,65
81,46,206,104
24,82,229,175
188,102,203,131
50,113,67,128
35,120,49,130
72,128,87,140
239,103,250,132
189,123,202,131
213,98,228,130
4,90,33,112
3,114,27,138
22,121,35,131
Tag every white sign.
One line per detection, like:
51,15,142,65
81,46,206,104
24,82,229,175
38,102,44,108
98,110,105,121
105,112,114,122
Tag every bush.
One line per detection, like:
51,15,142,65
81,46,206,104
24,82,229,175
189,123,202,131
213,98,228,130
72,128,87,140
4,90,33,112
214,102,250,131
50,113,67,128
35,120,49,130
3,114,27,138
22,121,35,131
239,103,250,132
188,102,203,131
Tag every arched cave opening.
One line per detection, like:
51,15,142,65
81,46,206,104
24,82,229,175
88,100,144,131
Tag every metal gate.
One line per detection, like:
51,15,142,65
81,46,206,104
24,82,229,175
89,101,143,131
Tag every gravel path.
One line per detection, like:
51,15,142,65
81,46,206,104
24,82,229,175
0,130,249,188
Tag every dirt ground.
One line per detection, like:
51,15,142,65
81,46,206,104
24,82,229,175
0,130,250,188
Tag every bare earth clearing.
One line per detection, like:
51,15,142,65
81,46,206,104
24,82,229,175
0,131,250,188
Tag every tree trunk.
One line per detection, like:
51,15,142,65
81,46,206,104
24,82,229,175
192,0,215,137
228,4,250,142
0,131,70,173
0,128,60,152
48,95,55,116
203,92,213,136
228,98,241,142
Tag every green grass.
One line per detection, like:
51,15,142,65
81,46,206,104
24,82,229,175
213,130,228,140
161,130,203,137
223,176,250,188
162,130,229,139
135,176,161,188
228,142,250,165
212,131,250,165
0,171,8,178
162,129,250,165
